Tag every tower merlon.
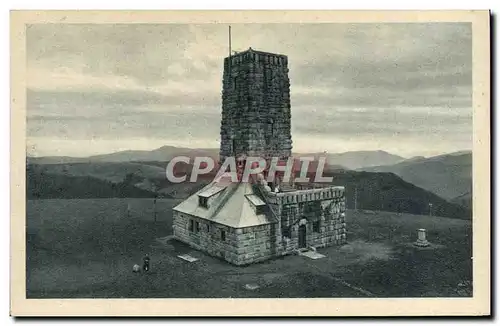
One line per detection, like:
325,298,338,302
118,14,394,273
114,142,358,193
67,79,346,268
224,47,288,67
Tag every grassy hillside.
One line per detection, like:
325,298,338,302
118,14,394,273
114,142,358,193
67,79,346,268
359,152,472,201
26,160,470,219
30,161,166,183
26,199,472,298
319,170,470,219
26,165,158,199
451,192,473,210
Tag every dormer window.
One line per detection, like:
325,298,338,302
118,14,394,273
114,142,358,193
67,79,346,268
199,196,208,208
246,194,267,215
197,185,227,209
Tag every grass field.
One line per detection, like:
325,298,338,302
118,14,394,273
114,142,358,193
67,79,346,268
26,198,472,298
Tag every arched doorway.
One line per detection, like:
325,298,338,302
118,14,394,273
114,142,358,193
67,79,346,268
298,224,307,248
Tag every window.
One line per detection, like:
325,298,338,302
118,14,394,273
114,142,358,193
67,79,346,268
206,224,210,233
255,205,267,215
282,227,290,238
188,219,194,232
303,201,321,218
313,221,320,233
221,230,226,241
199,196,208,208
281,205,295,227
195,221,200,232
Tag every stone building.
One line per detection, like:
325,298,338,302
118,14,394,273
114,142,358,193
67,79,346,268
173,48,346,265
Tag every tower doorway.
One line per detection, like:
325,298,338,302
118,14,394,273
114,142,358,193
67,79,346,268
298,224,307,248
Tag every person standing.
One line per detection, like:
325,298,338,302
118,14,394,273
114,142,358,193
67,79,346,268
143,254,150,272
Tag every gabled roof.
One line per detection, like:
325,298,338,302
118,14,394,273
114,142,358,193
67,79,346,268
173,179,276,229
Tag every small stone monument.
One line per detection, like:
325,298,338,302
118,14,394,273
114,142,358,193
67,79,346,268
414,228,430,247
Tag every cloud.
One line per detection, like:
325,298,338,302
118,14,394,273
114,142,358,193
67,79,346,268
27,90,221,141
26,23,472,157
292,107,471,137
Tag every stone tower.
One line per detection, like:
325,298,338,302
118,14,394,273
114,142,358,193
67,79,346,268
219,48,293,162
173,48,347,266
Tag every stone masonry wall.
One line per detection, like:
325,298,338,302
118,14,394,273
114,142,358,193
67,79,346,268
233,223,281,265
173,211,240,264
219,49,293,161
174,209,283,266
267,186,347,252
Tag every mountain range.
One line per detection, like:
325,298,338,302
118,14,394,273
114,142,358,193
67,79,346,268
26,146,472,218
359,151,472,203
28,146,404,170
27,146,219,165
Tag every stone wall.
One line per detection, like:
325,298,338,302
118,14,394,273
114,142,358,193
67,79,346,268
267,186,347,252
265,186,346,206
305,212,347,248
174,209,282,265
173,211,240,264
219,49,293,161
233,223,283,265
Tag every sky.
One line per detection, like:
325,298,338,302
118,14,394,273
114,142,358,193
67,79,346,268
26,23,472,158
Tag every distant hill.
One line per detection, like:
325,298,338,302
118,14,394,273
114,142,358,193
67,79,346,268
26,156,91,165
27,160,470,219
28,146,219,165
359,151,472,201
402,156,426,164
26,162,209,200
305,170,470,219
451,192,473,210
26,164,159,199
328,150,405,170
89,146,219,163
295,150,405,170
28,147,405,170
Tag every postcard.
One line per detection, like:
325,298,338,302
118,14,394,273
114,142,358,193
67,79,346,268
10,10,490,317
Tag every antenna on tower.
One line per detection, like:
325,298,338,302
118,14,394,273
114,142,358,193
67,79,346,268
228,25,232,58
